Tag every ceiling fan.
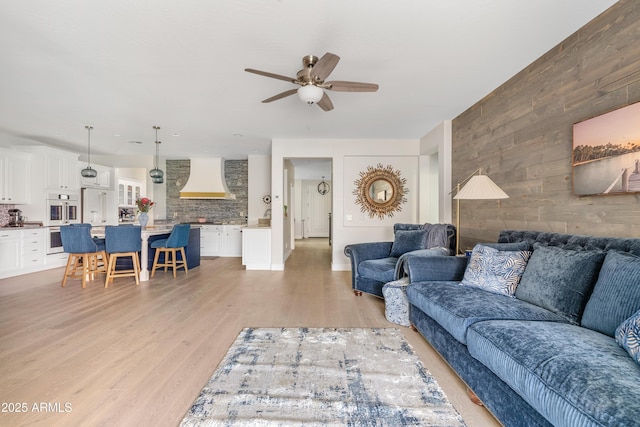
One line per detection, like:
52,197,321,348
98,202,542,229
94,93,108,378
245,52,379,112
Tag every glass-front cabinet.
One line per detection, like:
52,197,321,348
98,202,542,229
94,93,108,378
117,179,145,207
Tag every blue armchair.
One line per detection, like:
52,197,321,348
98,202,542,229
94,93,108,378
344,223,456,297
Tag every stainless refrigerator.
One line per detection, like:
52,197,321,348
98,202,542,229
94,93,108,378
81,187,118,226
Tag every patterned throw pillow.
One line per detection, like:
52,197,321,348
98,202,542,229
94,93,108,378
460,244,532,297
616,309,640,364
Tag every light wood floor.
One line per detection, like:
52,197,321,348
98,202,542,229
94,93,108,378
0,238,500,427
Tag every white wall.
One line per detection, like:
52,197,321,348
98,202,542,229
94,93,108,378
271,138,420,271
282,159,294,261
419,121,452,224
294,179,303,239
247,154,271,226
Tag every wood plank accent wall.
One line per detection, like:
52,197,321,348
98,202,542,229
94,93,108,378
452,0,640,250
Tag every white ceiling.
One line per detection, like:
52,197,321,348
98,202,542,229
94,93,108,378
0,1,617,161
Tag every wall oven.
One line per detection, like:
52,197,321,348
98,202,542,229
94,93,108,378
46,193,80,226
46,227,63,254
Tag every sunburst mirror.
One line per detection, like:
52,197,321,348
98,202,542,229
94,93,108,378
353,163,408,219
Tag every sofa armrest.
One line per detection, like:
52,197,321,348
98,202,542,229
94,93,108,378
344,242,393,266
406,255,469,282
344,242,393,284
395,247,450,280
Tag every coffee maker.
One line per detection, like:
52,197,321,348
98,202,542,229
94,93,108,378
8,209,24,227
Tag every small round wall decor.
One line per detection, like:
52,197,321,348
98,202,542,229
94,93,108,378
353,163,408,219
317,176,330,195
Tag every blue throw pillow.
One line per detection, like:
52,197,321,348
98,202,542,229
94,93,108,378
515,245,606,324
460,244,532,297
582,251,640,336
394,223,423,233
616,309,640,364
390,230,426,257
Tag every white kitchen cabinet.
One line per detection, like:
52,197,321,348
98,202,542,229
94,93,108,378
0,228,48,278
117,179,144,207
200,225,242,257
0,230,21,273
200,225,223,256
46,152,79,191
21,228,45,270
80,163,113,189
224,225,242,257
0,150,30,204
242,227,271,270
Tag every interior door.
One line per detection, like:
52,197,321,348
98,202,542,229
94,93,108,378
307,180,331,238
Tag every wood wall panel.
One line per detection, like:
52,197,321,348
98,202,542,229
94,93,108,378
452,0,640,250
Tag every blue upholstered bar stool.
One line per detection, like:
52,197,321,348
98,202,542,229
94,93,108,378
60,224,108,288
104,225,142,287
150,224,190,278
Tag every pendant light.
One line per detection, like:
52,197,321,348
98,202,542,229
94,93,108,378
149,125,164,184
317,176,330,195
80,125,98,178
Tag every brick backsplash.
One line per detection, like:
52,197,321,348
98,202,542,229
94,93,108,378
166,160,248,223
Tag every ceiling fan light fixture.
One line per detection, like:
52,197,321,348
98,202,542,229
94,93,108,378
297,84,323,105
80,125,98,178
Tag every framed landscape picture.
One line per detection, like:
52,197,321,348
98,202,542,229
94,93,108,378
572,101,640,196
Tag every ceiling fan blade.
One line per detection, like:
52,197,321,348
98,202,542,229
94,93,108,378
262,89,298,103
311,52,340,81
317,92,334,112
245,68,297,84
326,81,379,92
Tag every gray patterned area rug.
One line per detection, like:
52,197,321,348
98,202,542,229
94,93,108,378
180,327,466,426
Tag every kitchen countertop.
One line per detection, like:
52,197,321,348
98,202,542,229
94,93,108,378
186,221,247,226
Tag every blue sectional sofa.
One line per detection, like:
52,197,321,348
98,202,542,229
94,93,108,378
405,230,640,427
343,223,456,297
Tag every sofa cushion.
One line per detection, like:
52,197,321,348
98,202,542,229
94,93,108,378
406,281,567,345
460,244,531,297
515,245,605,324
390,230,427,257
358,257,398,283
467,320,640,427
616,309,640,364
482,241,532,251
582,251,640,337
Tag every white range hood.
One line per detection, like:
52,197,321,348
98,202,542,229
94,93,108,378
179,158,236,199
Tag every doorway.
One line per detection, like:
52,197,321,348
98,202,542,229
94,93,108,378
286,158,332,267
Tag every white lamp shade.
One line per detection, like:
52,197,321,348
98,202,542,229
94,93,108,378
297,85,324,104
454,175,508,200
